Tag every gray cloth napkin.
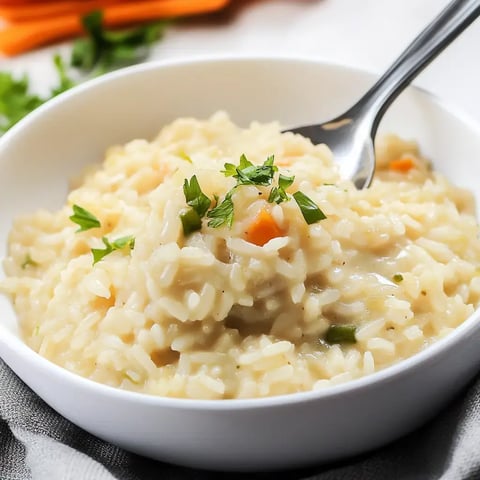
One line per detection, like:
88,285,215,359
1,358,480,480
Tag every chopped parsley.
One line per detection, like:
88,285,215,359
222,154,277,186
180,154,326,234
207,192,235,228
183,175,211,218
292,191,327,224
393,273,404,283
180,175,211,235
69,204,101,232
325,324,357,344
268,173,295,204
21,253,38,269
91,235,135,264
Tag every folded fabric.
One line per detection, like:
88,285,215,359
1,358,480,480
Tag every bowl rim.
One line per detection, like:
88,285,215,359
1,54,480,411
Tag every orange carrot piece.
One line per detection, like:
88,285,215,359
0,0,230,56
389,156,415,173
245,209,283,247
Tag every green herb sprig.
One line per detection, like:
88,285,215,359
292,191,327,225
179,154,327,235
69,204,101,232
0,54,72,133
222,154,277,186
72,10,166,74
92,235,135,265
268,174,294,204
207,192,234,228
69,205,135,264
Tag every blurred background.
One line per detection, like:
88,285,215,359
1,0,479,132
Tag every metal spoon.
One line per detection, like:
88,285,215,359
288,0,480,189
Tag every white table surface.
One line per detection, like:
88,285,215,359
1,0,479,122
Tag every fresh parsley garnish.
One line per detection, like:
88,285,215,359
0,55,75,134
183,175,211,218
292,191,326,224
69,204,101,232
207,192,235,228
180,175,211,235
222,154,277,186
180,154,326,234
21,253,38,269
325,324,357,344
91,235,135,264
72,10,166,74
268,173,295,204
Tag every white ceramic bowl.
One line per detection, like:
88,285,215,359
1,57,480,472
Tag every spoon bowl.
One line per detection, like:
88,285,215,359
1,57,480,471
288,0,480,189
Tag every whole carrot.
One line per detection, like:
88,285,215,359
0,0,230,56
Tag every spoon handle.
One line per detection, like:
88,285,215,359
358,0,480,134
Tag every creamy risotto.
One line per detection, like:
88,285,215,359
2,112,480,399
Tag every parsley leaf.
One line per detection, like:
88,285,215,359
51,54,76,97
92,235,135,264
221,163,237,177
0,55,76,134
207,191,234,228
292,191,326,224
72,10,167,74
183,175,211,218
0,73,44,133
70,204,101,232
180,175,211,235
268,173,295,204
21,253,38,269
223,154,278,186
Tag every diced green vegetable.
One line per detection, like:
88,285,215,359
393,273,404,283
51,54,76,97
292,191,327,224
70,204,101,232
180,208,203,235
325,324,357,344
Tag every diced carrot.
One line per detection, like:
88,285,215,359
389,156,416,173
0,0,230,56
245,209,283,247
